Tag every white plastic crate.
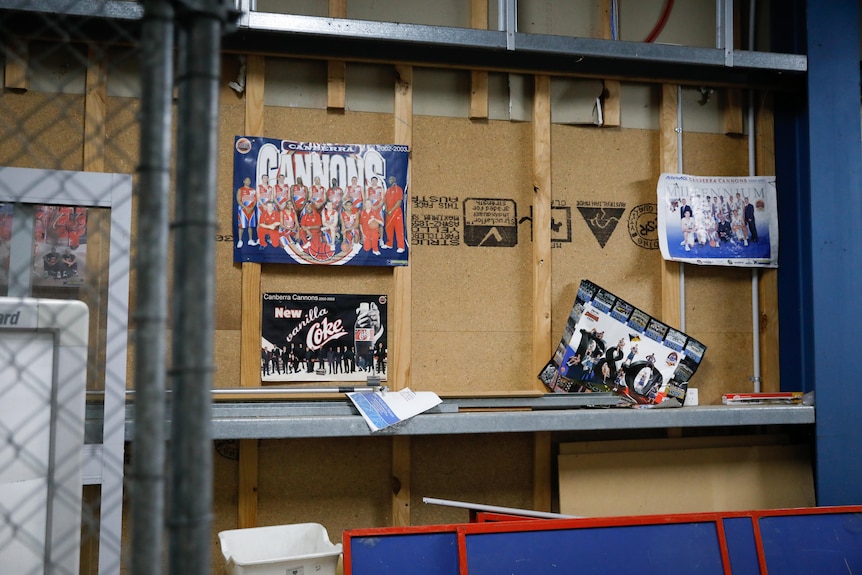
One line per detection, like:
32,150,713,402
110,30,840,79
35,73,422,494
218,522,342,575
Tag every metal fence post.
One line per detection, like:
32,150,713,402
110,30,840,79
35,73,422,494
131,0,174,574
168,1,232,574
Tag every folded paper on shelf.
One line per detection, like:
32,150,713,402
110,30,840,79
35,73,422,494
348,387,442,431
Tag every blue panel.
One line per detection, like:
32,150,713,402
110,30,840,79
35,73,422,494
805,0,862,506
348,532,460,575
465,523,725,575
760,513,862,573
722,518,760,575
772,0,813,395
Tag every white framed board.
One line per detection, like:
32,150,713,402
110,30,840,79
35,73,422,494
0,297,89,574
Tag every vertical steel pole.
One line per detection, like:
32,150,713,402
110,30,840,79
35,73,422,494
169,1,228,574
132,1,173,574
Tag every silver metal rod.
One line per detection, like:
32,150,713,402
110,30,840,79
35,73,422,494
748,0,762,393
213,386,386,394
423,497,578,519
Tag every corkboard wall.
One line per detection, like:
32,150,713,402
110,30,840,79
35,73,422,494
0,82,760,402
549,125,753,405
676,132,752,404
208,433,536,538
0,92,85,171
213,92,753,400
410,116,534,393
550,125,663,321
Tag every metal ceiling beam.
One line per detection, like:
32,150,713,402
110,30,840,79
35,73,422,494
233,12,805,89
0,0,807,89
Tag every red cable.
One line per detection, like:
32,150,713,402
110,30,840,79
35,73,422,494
644,0,675,43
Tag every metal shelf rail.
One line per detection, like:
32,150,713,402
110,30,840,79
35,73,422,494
0,0,807,89
86,397,815,440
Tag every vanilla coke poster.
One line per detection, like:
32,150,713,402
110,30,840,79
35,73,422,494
260,293,388,383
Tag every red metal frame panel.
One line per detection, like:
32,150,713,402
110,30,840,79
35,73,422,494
343,505,862,575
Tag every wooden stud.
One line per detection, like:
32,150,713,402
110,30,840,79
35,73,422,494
327,61,347,110
755,91,780,392
84,44,107,173
391,436,411,527
327,0,347,110
240,262,262,390
599,1,621,127
391,64,413,526
533,432,552,512
81,43,108,575
659,85,681,328
392,63,413,393
244,55,265,137
83,44,108,393
722,4,744,136
532,75,552,386
469,0,489,119
470,71,489,119
721,89,744,135
238,439,259,529
532,75,553,511
4,37,29,91
237,54,266,530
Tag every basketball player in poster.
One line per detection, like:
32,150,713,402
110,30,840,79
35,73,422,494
54,207,86,250
299,202,323,253
340,198,361,249
257,174,274,207
327,177,344,211
359,201,384,255
279,198,300,249
346,175,364,210
273,173,290,212
236,176,259,247
383,175,406,253
291,176,308,215
321,198,341,252
257,200,281,249
309,176,326,211
366,176,385,248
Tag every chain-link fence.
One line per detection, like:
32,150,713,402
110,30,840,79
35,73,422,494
0,1,229,573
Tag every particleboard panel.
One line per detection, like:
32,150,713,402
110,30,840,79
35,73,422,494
549,124,759,404
685,331,754,405
260,264,394,296
213,106,394,376
84,44,107,173
0,92,85,170
410,433,535,525
214,329,242,389
550,125,663,334
212,441,241,567
681,132,750,175
255,437,393,533
413,330,531,394
676,132,752,400
104,97,140,175
683,266,754,333
756,92,779,392
559,442,815,517
216,103,246,332
410,115,533,392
